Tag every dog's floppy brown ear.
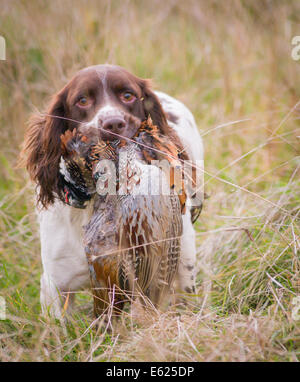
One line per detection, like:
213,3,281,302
140,79,189,159
140,79,170,135
20,90,67,207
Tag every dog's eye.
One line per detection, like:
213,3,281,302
120,92,136,103
76,96,91,108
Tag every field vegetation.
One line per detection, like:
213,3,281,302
0,0,299,361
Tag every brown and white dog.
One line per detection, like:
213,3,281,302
20,65,204,318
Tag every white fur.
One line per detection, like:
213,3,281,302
89,104,125,126
38,91,204,318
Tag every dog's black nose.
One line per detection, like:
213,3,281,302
100,117,126,140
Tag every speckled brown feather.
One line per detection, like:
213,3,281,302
83,144,183,316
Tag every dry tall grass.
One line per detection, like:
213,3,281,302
0,0,299,361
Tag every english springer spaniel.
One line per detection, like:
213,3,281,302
20,65,204,318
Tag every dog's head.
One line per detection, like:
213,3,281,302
20,65,173,207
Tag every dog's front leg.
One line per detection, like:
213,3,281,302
177,209,197,298
40,273,75,319
38,200,91,319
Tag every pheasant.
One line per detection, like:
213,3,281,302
59,117,188,212
59,118,186,317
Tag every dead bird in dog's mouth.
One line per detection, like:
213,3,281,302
59,117,187,318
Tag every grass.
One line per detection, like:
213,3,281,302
0,0,299,361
